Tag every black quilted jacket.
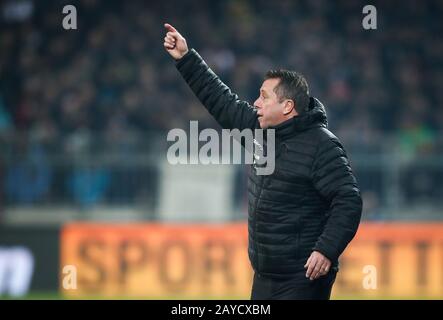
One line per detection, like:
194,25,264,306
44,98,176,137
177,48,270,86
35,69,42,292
176,49,362,278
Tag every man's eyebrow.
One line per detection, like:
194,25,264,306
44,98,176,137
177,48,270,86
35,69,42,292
260,89,268,96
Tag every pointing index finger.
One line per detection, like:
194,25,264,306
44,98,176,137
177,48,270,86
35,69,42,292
164,23,177,33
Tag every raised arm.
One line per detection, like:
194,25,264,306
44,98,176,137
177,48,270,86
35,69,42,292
163,23,258,131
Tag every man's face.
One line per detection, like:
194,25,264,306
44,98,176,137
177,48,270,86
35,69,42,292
254,78,290,129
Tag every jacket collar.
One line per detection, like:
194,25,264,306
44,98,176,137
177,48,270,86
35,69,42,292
271,97,328,139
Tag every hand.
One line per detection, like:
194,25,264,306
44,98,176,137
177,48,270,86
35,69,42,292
163,23,189,60
304,251,331,281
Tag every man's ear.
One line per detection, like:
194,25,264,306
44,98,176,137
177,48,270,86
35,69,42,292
283,100,295,115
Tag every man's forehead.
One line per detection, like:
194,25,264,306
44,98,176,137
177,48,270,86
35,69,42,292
261,78,280,92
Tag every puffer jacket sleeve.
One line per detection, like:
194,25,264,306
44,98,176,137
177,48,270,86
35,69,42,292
311,137,363,262
175,49,258,131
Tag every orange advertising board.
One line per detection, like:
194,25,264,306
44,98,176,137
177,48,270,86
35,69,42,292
61,223,253,298
331,223,443,298
60,222,443,299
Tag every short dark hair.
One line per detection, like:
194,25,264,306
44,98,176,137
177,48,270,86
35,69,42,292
264,70,310,113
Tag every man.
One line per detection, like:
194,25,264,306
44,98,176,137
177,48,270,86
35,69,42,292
163,23,362,300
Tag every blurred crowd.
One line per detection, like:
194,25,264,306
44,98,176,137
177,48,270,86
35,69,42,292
0,0,442,216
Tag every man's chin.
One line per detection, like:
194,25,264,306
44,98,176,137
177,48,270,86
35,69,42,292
258,119,267,129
